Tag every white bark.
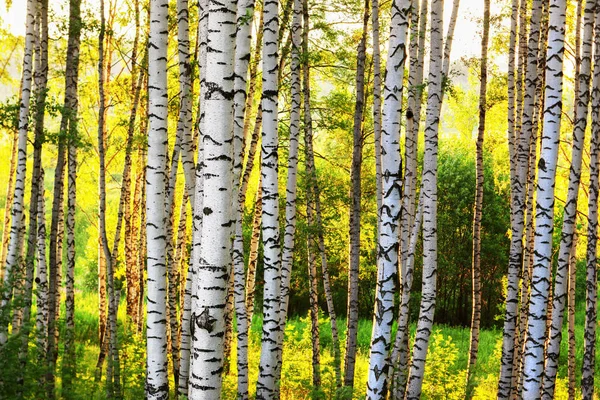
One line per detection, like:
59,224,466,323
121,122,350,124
146,0,169,397
542,0,595,396
581,5,600,398
277,0,301,373
365,0,410,397
188,0,236,397
521,0,567,395
0,0,35,345
498,1,544,397
231,0,257,396
35,170,48,357
255,0,282,396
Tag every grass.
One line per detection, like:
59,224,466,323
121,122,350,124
8,290,600,399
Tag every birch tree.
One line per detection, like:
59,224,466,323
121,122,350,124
542,0,594,396
581,7,600,398
498,1,545,397
188,0,237,397
255,0,284,394
520,0,567,395
405,0,444,396
146,0,169,397
277,0,302,377
0,0,35,346
466,0,490,391
344,0,369,388
365,0,410,396
391,1,428,394
62,0,82,391
230,0,257,395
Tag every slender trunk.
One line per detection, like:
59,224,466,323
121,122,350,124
391,193,424,400
392,1,428,393
567,232,577,400
405,0,444,396
542,1,593,397
62,0,82,394
498,1,544,397
307,212,321,390
255,0,282,394
581,7,600,399
124,0,143,327
35,170,48,369
188,0,236,398
146,0,170,397
372,0,382,221
0,127,17,277
466,0,489,394
0,0,35,346
521,0,566,395
97,1,121,396
441,0,460,78
275,0,302,392
365,0,409,396
228,0,257,393
245,181,262,324
344,0,369,389
178,0,207,391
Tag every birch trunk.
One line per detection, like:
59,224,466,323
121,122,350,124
521,0,567,395
466,0,489,393
0,128,17,276
581,7,600,398
146,0,169,397
391,1,428,393
62,0,82,391
344,0,369,389
372,0,383,223
275,0,302,390
35,170,48,365
307,216,322,390
405,1,444,398
365,0,409,397
301,0,342,387
255,0,283,395
15,0,48,385
567,232,577,400
245,181,262,324
542,0,594,397
230,0,257,394
498,1,544,397
178,0,207,390
0,0,35,345
188,0,236,397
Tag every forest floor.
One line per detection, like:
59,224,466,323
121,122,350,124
64,292,593,399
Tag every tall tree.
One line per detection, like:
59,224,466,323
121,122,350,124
498,1,544,397
344,0,369,389
255,0,282,395
0,0,36,346
542,0,594,397
520,0,567,395
466,0,490,393
365,0,409,396
62,0,83,393
188,0,236,398
276,0,302,383
391,1,428,394
230,0,257,395
146,0,169,397
581,6,600,399
405,0,444,396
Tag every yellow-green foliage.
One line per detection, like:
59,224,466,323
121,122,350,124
422,332,466,399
